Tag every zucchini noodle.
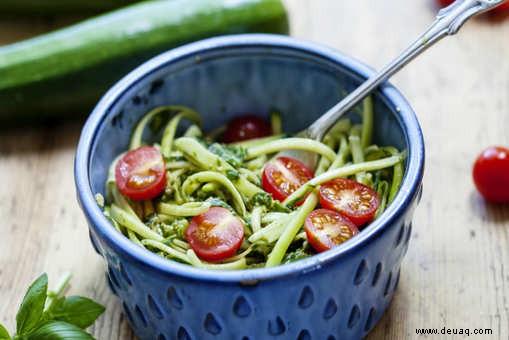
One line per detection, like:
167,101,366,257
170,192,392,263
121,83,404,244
181,171,247,217
158,201,211,217
101,97,406,269
246,138,337,162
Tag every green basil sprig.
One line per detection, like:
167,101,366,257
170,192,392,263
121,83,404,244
0,273,105,340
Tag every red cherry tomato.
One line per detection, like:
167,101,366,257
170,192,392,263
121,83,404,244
304,209,359,253
222,114,271,143
262,156,314,203
115,146,166,200
319,178,379,226
185,207,245,261
472,146,509,203
437,0,509,12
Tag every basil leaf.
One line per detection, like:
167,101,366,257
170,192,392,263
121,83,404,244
16,273,48,335
26,321,94,340
43,296,65,316
0,323,11,339
51,296,105,329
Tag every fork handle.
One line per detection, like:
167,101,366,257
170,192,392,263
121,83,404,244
307,0,503,140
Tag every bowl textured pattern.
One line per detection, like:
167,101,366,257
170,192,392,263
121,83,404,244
92,216,414,340
76,34,424,340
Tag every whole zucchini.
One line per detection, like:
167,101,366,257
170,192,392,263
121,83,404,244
0,0,140,15
0,0,288,124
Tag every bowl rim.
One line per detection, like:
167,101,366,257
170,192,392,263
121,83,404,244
75,33,424,283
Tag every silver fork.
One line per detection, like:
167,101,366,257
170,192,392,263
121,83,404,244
288,0,505,169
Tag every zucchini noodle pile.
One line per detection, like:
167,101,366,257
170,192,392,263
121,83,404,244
101,99,405,269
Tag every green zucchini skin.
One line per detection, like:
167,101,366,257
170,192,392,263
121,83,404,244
0,0,140,15
0,0,289,124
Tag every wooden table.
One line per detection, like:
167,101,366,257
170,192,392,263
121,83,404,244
1,1,508,339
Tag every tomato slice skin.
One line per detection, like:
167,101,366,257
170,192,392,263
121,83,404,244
319,178,379,226
262,156,314,203
472,146,509,203
305,209,359,253
185,207,245,262
222,114,271,143
115,146,166,201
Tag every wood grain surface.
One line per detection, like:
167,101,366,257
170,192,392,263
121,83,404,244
1,1,508,339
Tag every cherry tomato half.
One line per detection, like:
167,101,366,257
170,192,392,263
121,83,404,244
319,178,379,226
305,209,359,253
115,146,166,201
437,0,509,12
262,156,314,203
185,207,245,262
472,146,509,203
222,114,271,143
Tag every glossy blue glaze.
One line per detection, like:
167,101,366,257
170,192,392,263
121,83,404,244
75,34,424,340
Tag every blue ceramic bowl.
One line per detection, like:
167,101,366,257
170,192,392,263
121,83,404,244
75,34,424,340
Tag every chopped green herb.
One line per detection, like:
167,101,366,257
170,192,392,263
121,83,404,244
226,169,240,180
208,143,246,168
